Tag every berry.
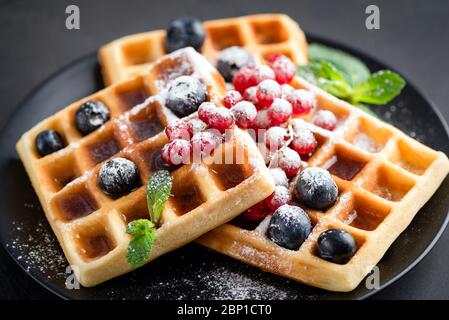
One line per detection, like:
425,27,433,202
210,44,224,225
207,107,234,132
35,130,65,157
161,139,192,166
269,168,289,187
256,79,282,108
317,229,356,264
267,204,311,250
265,186,291,211
191,131,217,159
252,65,276,84
267,98,292,125
272,147,301,178
166,76,206,117
266,54,296,84
295,167,338,210
230,101,257,129
290,127,318,155
281,84,294,98
222,90,243,109
233,65,257,93
313,110,337,131
99,157,140,197
252,109,272,129
287,89,317,116
165,17,205,53
165,120,190,141
244,202,271,222
198,102,216,123
186,118,208,136
75,100,110,135
243,86,258,104
264,126,290,151
217,47,255,82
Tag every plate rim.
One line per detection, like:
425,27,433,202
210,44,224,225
1,34,448,300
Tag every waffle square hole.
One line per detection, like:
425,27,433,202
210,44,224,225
128,102,165,142
115,78,149,111
150,54,195,90
361,164,415,201
117,193,151,224
337,193,391,231
207,143,253,190
72,218,117,260
321,145,368,181
346,117,392,153
121,37,163,66
137,144,176,180
84,130,121,167
39,152,80,192
169,171,206,216
207,25,244,50
251,20,288,44
388,139,437,175
52,183,99,222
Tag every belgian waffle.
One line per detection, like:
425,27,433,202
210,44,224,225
99,14,308,85
16,48,275,287
197,75,449,292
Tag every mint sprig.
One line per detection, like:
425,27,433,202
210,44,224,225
297,43,406,116
146,170,172,225
126,170,172,268
126,219,156,268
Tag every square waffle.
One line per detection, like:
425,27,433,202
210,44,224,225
99,14,308,85
16,48,275,287
197,75,449,292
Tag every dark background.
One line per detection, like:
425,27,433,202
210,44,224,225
0,0,448,299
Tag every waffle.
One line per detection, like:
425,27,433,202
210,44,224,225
16,48,275,287
99,14,308,85
197,75,449,292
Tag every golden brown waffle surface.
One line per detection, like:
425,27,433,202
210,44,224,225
16,48,275,287
99,14,308,85
198,75,449,292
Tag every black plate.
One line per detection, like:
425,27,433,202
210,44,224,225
0,35,448,300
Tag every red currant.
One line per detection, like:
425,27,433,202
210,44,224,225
265,186,291,211
287,89,317,116
272,147,301,178
233,65,257,93
264,126,290,151
191,131,217,159
198,102,216,123
230,101,257,129
267,98,292,125
281,84,294,98
208,107,234,132
252,109,272,129
186,118,208,136
266,54,296,84
256,79,282,108
243,86,259,105
290,127,318,155
252,65,275,84
161,139,192,165
243,202,271,221
313,110,337,131
165,120,191,141
222,90,243,109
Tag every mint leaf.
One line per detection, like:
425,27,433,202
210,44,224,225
298,60,352,99
126,219,156,268
352,70,405,104
309,43,371,86
147,170,172,225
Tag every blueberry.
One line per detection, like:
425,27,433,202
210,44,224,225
295,167,338,210
35,130,65,157
75,100,110,135
267,204,312,250
166,76,206,117
317,229,356,264
165,17,205,53
99,157,140,197
217,46,255,82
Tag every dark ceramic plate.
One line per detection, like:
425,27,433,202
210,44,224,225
0,35,448,300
